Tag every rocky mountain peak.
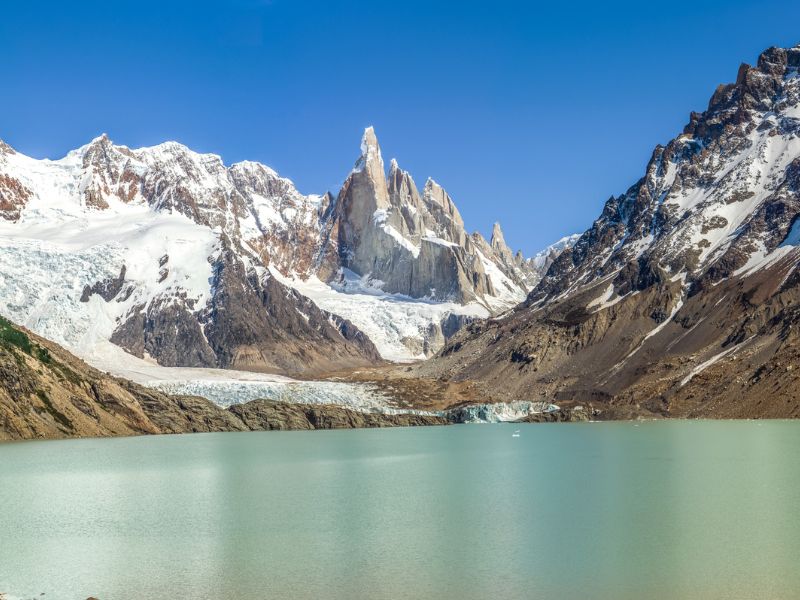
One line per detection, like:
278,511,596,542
685,45,800,140
317,129,551,305
77,134,142,209
354,126,385,177
423,178,464,229
490,222,507,250
490,221,516,266
348,126,389,206
386,157,418,199
531,42,800,308
80,133,116,158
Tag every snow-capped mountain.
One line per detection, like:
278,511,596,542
0,127,569,372
416,44,800,419
533,45,800,306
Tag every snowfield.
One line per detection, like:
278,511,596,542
271,267,490,361
0,208,218,361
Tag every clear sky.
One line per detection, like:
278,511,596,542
2,0,800,254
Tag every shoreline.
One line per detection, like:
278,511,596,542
8,398,800,446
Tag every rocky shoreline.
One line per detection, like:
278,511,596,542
228,399,448,430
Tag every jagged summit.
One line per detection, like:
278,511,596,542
326,127,549,304
361,125,379,149
0,125,575,368
490,222,504,243
490,222,511,254
533,42,800,305
354,126,384,173
90,132,111,144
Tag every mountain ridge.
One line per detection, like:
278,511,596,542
0,126,575,373
406,43,800,418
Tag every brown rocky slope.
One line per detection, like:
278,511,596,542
0,316,444,441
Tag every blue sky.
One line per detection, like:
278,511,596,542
2,0,800,254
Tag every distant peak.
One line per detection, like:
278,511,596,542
69,133,117,161
90,133,111,145
363,125,376,138
231,159,279,179
424,177,451,203
361,126,379,154
0,139,15,155
490,222,509,253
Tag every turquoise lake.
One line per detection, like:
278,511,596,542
2,421,799,599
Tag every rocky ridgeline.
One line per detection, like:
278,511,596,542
0,128,567,373
534,45,800,304
324,127,538,303
414,43,800,419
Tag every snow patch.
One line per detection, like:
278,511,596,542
271,267,488,361
587,284,615,310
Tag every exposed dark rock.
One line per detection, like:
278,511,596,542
80,266,127,302
517,407,590,423
111,298,217,368
201,240,381,374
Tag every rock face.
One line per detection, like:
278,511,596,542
0,128,572,369
323,128,538,304
0,173,31,222
107,239,381,373
533,46,800,305
415,43,800,419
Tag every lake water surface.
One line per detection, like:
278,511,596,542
2,421,799,599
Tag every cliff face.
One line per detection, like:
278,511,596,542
414,44,800,419
323,127,538,304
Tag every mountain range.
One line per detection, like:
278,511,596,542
2,42,800,434
0,126,567,377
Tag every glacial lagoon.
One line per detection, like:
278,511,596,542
2,421,800,599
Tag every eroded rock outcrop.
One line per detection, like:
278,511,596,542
322,127,538,304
